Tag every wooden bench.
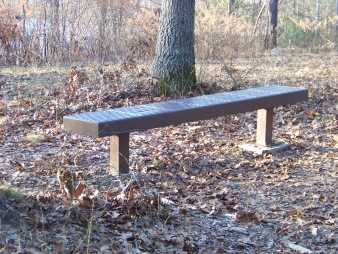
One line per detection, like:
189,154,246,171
63,85,308,175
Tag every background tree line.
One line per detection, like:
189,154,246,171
0,0,337,67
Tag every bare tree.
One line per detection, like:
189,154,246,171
334,0,338,54
98,0,108,61
152,0,196,96
264,0,278,50
314,0,321,47
50,0,60,61
251,0,256,24
228,0,236,16
0,2,20,65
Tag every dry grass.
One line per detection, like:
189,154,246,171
125,4,260,62
195,7,258,61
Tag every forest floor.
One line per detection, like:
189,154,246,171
0,51,337,253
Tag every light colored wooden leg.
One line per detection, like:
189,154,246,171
110,133,129,175
256,108,273,146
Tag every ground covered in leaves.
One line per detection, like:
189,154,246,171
0,52,337,253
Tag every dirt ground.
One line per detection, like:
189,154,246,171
0,51,337,253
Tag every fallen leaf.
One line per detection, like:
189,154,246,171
310,225,318,236
236,211,259,223
74,183,86,199
285,241,313,253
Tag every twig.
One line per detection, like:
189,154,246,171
222,62,239,91
251,0,267,45
21,116,59,125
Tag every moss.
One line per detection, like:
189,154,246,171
0,184,25,200
157,67,196,98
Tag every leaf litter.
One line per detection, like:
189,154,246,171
0,52,337,253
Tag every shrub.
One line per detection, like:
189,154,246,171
195,6,257,60
279,20,314,47
125,10,160,61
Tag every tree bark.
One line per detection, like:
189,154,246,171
228,0,236,16
22,1,27,65
264,0,278,50
43,5,48,62
98,0,108,61
251,0,256,24
50,0,60,61
315,0,321,46
152,0,196,96
336,0,338,53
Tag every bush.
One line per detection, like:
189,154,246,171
125,10,160,61
195,7,257,60
279,20,315,47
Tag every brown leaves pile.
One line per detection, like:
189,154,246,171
0,53,337,253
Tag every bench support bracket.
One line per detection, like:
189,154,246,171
256,108,273,146
110,133,130,176
239,107,289,154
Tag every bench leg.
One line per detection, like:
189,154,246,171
110,133,130,176
256,108,273,146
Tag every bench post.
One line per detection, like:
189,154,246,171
256,108,273,146
110,133,129,175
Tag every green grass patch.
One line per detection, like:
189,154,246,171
0,184,25,200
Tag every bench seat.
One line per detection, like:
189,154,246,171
63,85,308,175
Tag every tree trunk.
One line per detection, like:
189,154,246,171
43,6,48,62
152,0,196,96
315,0,321,46
264,0,278,50
228,0,236,16
251,0,256,24
99,1,107,61
50,0,60,62
60,1,67,62
336,0,338,53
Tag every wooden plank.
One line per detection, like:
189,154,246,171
256,108,274,146
63,85,308,137
110,133,129,175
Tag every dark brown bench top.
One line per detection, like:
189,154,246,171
63,85,308,138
